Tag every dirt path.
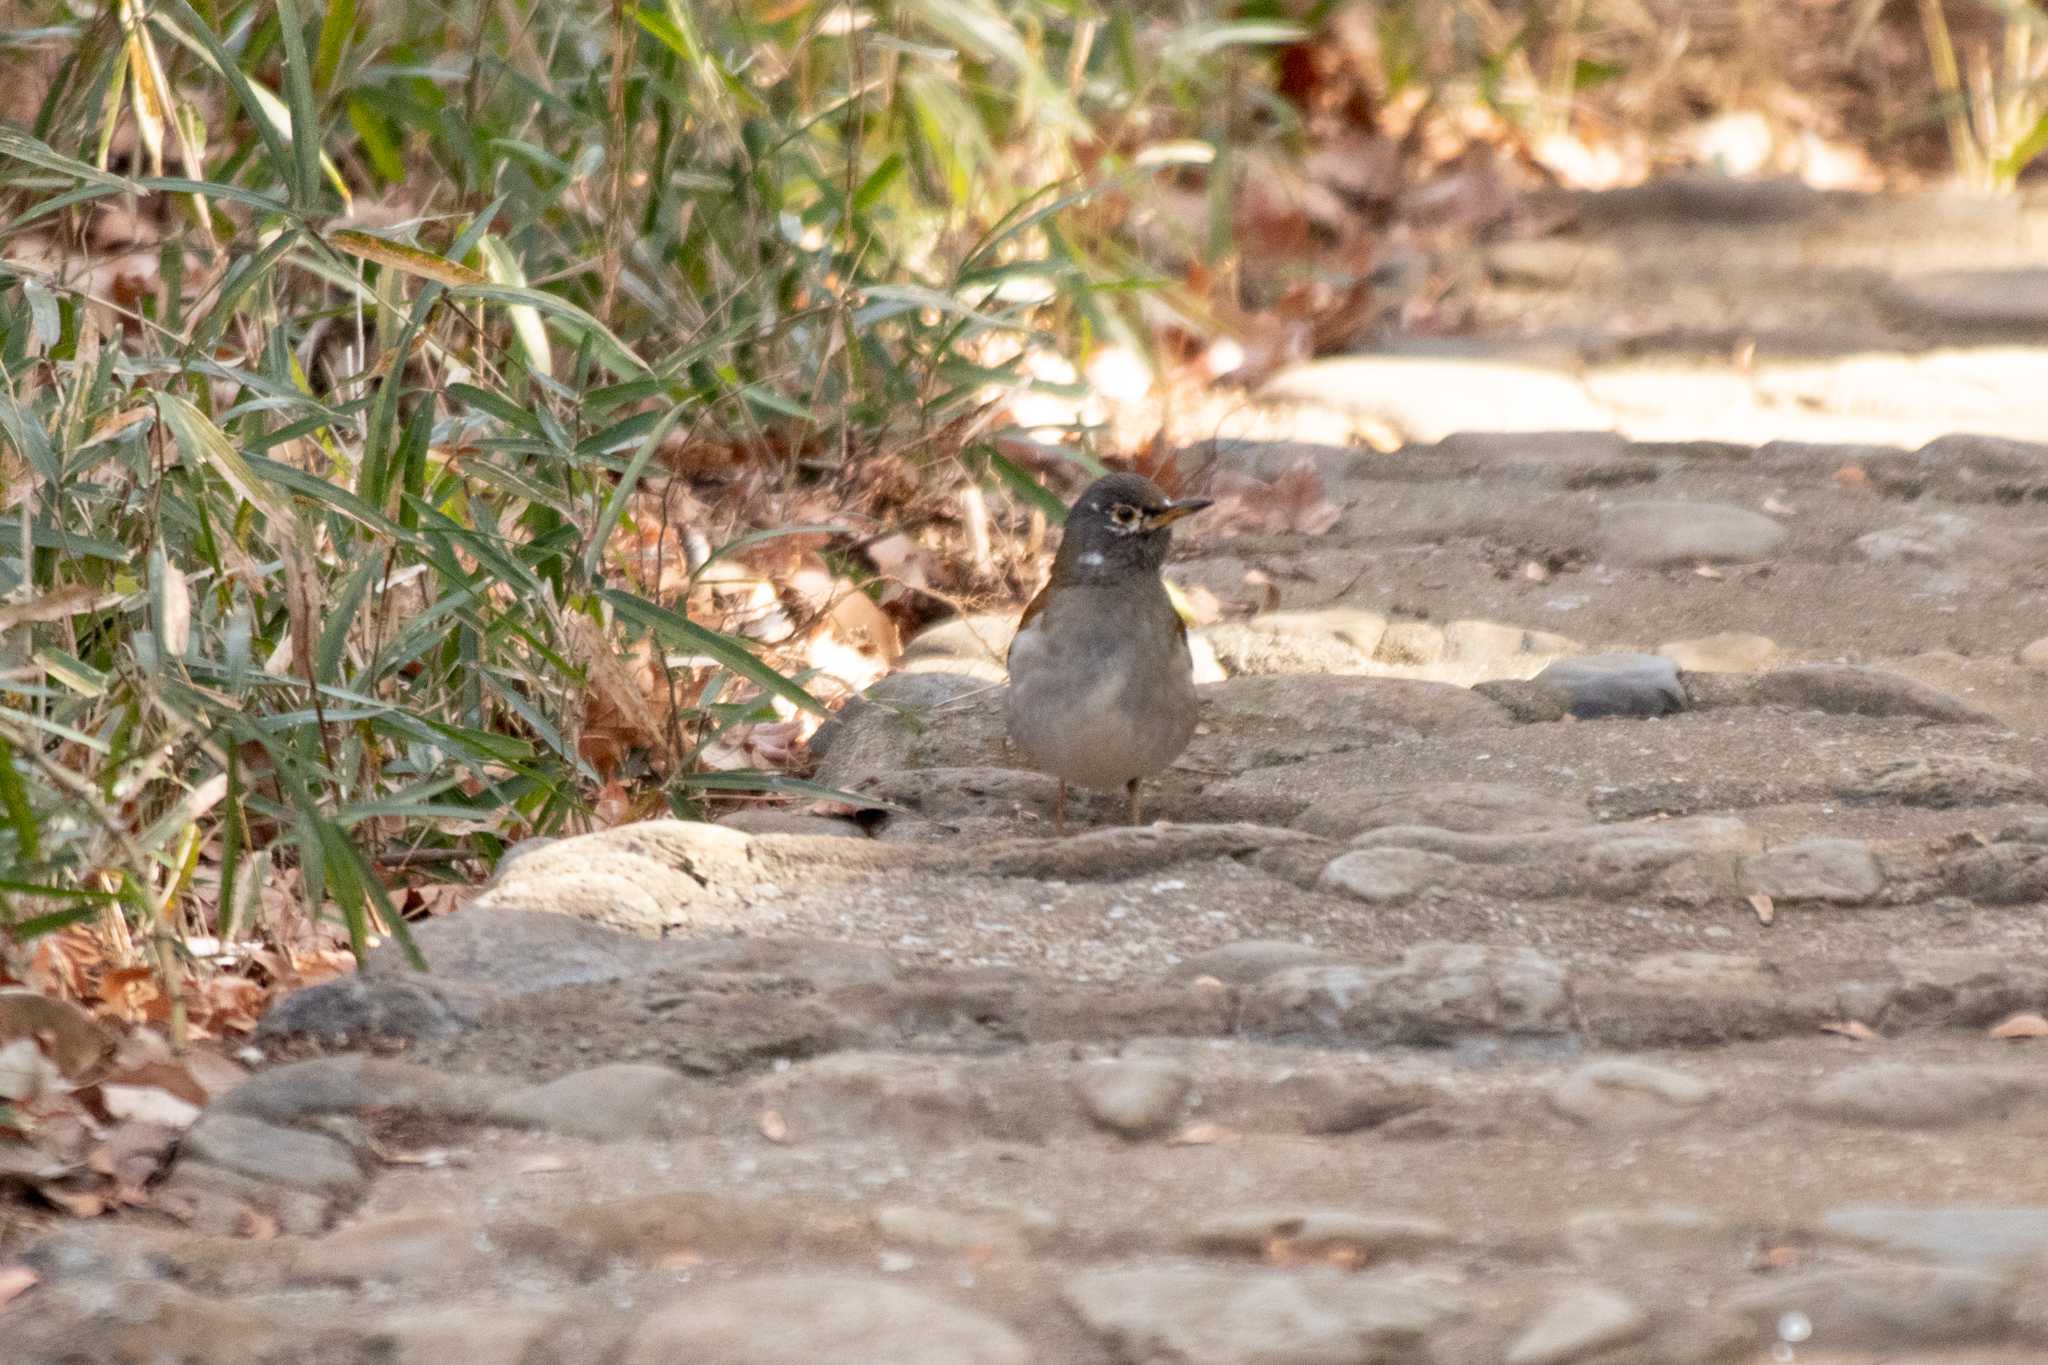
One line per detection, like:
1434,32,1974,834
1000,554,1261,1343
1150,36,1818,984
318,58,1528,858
13,178,2048,1364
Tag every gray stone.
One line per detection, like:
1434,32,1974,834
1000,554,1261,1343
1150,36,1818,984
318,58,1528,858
1207,674,1512,738
362,907,695,993
1801,1064,2040,1127
1294,783,1590,841
1319,848,1457,904
1341,815,1758,906
178,1112,365,1196
901,612,1018,666
1842,754,2048,807
1471,679,1574,722
853,765,1060,825
1534,653,1687,719
1658,633,1778,672
1064,1265,1456,1365
809,671,1007,787
382,1305,565,1365
1598,499,1785,567
1823,1205,2048,1268
1243,943,1571,1044
1548,1060,1718,1129
1753,665,1997,725
2020,637,2048,669
488,1063,704,1139
220,1057,509,1125
623,1276,1030,1365
256,973,488,1042
1505,1287,1650,1365
1947,841,2048,904
1186,1210,1453,1260
1075,1058,1192,1139
1856,512,1979,564
1741,839,1884,905
1722,1266,2013,1348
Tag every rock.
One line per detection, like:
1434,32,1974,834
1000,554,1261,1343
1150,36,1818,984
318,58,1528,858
1471,679,1574,722
552,1190,867,1264
1339,815,1758,906
1947,841,2048,904
177,1112,365,1197
1258,356,1615,442
1549,1060,1718,1129
219,1057,508,1125
809,670,1008,788
1505,1287,1650,1365
1801,1064,2040,1127
0,989,113,1077
1885,948,2048,1027
1841,755,2046,808
1286,1078,1442,1136
1186,1209,1453,1260
1294,783,1590,840
1752,665,1997,725
255,973,489,1042
1741,839,1884,905
1243,943,1571,1044
1170,940,1349,985
1374,621,1446,666
488,1063,704,1139
1856,512,1980,564
1658,633,1778,673
1822,1205,2048,1268
381,1305,566,1365
2021,637,2048,669
1486,239,1626,289
623,1276,1030,1365
716,810,868,838
1319,847,1458,905
1206,674,1511,739
1201,609,1388,676
1442,619,1580,671
1064,1265,1456,1365
1075,1058,1192,1139
1598,499,1784,567
1721,1266,2013,1349
901,613,1018,667
1533,653,1687,719
288,1214,488,1287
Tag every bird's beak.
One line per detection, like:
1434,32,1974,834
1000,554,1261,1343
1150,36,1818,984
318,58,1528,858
1145,498,1213,529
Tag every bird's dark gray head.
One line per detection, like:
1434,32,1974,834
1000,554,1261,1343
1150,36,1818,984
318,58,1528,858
1052,473,1211,583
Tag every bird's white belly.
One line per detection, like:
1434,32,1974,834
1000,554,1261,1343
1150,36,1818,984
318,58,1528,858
1006,632,1195,791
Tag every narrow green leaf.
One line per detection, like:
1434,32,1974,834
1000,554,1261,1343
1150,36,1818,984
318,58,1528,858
0,735,39,864
328,229,486,286
602,589,826,717
0,125,135,190
451,283,649,377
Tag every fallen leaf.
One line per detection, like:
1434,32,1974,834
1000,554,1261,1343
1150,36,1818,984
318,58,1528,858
36,1184,106,1218
1186,975,1227,993
0,1264,36,1310
1747,893,1775,926
1832,464,1869,490
1820,1020,1880,1041
1694,564,1726,580
1166,1122,1232,1146
758,1109,790,1144
1520,560,1550,582
1753,1241,1805,1271
1763,495,1796,516
1990,1012,2048,1039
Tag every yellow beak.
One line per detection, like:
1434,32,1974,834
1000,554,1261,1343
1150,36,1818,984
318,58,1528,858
1145,498,1213,528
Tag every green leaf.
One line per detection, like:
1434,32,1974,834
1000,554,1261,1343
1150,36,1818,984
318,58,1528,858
275,0,323,208
0,125,135,190
478,235,552,375
156,393,297,530
328,229,486,286
451,283,649,377
601,589,827,717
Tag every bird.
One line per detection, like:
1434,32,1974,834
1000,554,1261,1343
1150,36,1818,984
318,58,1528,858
1005,472,1212,835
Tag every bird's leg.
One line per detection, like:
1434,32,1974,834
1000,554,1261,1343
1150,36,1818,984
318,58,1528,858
1126,778,1143,826
1053,780,1068,838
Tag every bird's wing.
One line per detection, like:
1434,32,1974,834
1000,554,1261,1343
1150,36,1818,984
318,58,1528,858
1008,581,1052,669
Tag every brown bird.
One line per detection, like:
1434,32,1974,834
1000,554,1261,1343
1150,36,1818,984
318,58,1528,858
1005,473,1212,835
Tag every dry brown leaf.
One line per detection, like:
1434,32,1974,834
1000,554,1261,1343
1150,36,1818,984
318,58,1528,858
37,1185,106,1218
1166,1122,1233,1146
1820,1020,1880,1041
1186,975,1227,993
1990,1012,2048,1039
517,1154,574,1175
1747,893,1775,926
1753,1242,1805,1271
1832,464,1869,490
0,1264,37,1310
1693,564,1726,580
758,1109,790,1144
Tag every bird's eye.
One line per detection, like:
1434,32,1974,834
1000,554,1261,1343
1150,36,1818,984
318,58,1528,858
1110,504,1140,526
